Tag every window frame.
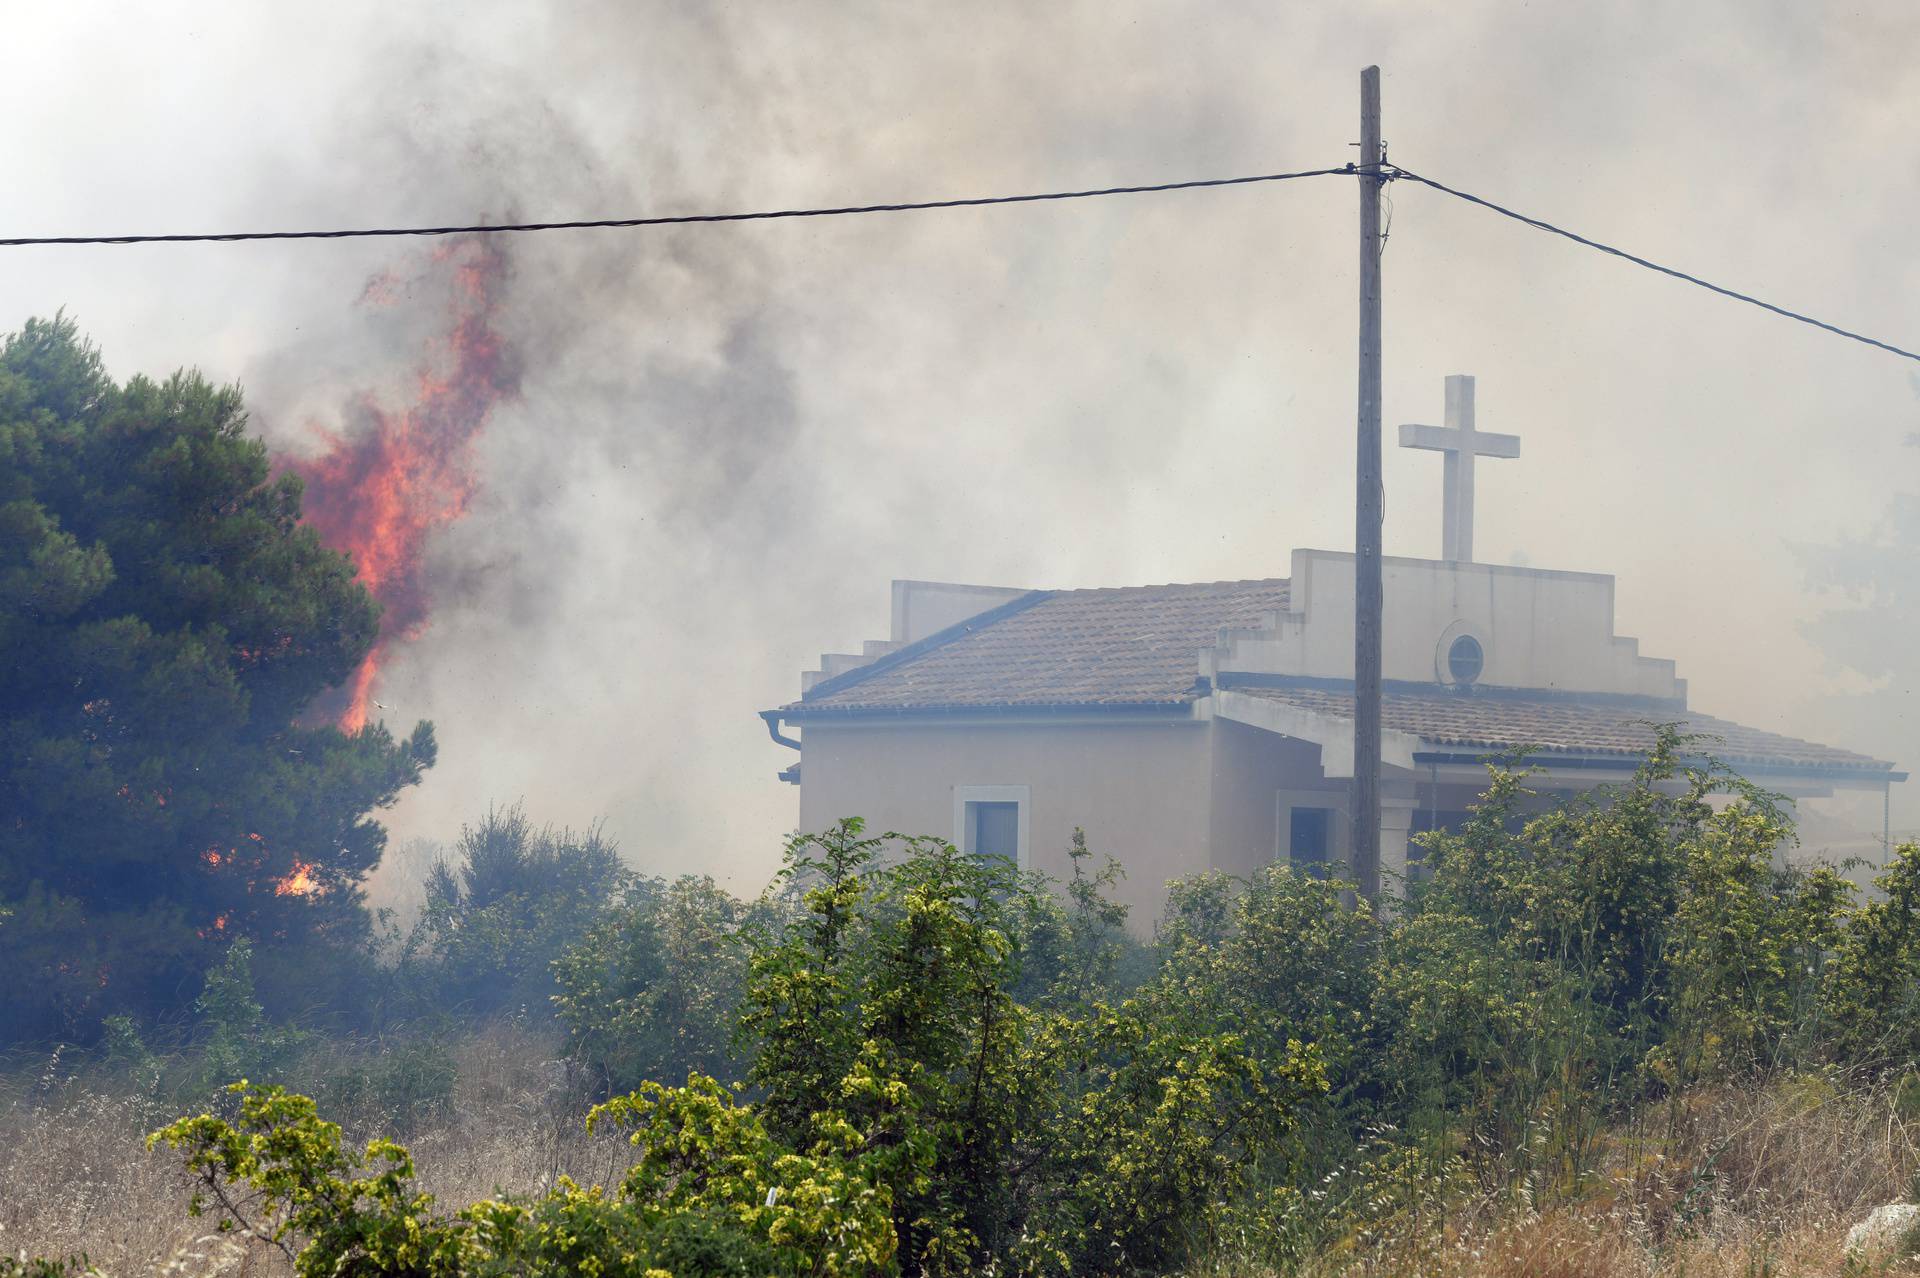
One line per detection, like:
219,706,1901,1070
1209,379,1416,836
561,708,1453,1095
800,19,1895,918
1447,633,1485,686
1274,789,1350,872
954,784,1032,870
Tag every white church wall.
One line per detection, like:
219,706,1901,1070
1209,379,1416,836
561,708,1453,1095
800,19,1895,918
796,713,1355,925
795,716,1214,926
1207,719,1341,881
1210,549,1684,701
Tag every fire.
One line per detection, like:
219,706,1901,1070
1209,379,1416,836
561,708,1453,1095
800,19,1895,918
202,832,322,904
274,859,320,897
286,235,519,733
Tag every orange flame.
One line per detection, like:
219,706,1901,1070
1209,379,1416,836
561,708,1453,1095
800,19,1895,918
287,236,519,733
274,859,320,898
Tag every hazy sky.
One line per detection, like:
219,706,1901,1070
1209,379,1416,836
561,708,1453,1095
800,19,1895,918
5,2,1917,892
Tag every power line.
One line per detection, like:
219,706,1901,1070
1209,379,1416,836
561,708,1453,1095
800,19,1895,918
7,155,1914,366
1387,165,1920,365
0,166,1355,248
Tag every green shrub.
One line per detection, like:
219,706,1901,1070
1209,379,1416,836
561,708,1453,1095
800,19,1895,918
738,819,1326,1275
0,1260,96,1278
1010,827,1141,1009
195,938,307,1089
1826,841,1920,1068
399,805,630,1023
99,1014,162,1092
147,1077,896,1278
109,758,1920,1276
1154,860,1379,1092
553,874,753,1095
1666,795,1847,1075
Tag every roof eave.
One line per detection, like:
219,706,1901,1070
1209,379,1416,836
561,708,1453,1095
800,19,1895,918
775,699,1200,720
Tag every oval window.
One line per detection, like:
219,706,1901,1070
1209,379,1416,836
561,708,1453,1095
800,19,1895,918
1447,634,1484,686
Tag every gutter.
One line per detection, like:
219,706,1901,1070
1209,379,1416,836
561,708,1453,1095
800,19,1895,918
759,709,801,751
1219,671,1689,713
775,700,1198,722
1412,749,1907,784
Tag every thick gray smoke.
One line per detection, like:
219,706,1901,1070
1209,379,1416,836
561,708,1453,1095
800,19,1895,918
1798,388,1920,838
4,2,1919,891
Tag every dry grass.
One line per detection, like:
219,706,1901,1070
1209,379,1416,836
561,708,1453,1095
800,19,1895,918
1299,1073,1920,1278
0,1026,633,1277
10,1037,1920,1276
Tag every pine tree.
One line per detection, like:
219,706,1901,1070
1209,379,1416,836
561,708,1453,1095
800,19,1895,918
0,315,435,1043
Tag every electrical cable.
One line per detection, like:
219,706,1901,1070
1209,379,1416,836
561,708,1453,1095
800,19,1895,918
7,155,1914,367
0,166,1356,248
1386,165,1920,364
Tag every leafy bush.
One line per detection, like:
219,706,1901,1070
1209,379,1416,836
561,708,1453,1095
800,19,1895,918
43,738,1920,1276
738,818,1325,1275
1010,827,1142,1008
146,1077,899,1277
195,938,307,1089
1826,840,1920,1067
1376,731,1869,1184
1154,859,1380,1094
399,804,629,1022
553,874,754,1095
1665,795,1846,1074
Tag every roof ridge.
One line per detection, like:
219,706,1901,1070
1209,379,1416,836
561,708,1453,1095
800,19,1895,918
1043,576,1290,596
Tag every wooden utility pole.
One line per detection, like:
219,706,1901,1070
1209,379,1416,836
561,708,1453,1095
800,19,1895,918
1351,65,1384,901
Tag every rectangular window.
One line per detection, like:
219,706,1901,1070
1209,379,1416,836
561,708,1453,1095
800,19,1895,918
968,801,1021,861
1275,792,1346,875
1408,810,1473,862
1288,805,1334,872
953,785,1030,868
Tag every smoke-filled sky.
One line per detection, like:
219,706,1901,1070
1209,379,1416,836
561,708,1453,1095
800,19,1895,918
5,2,1918,892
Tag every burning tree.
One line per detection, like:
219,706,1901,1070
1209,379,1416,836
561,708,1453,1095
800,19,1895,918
0,314,436,1044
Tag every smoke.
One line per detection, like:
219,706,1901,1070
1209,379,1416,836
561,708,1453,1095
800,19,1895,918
226,23,837,881
285,236,519,732
6,1,1920,887
1797,390,1920,832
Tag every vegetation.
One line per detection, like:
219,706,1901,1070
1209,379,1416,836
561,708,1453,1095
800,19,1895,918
11,317,1920,1274
397,804,629,1024
0,316,433,1044
16,738,1920,1274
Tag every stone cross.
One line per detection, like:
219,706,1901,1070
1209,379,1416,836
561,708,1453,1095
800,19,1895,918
1397,374,1519,563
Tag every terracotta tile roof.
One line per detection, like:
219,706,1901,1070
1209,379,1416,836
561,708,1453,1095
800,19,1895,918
1229,684,1894,774
779,579,1894,776
789,579,1291,711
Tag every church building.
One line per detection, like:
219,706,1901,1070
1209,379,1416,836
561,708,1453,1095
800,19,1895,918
760,377,1904,920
